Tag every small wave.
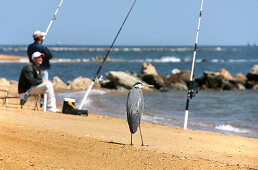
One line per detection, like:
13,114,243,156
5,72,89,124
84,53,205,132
89,89,108,95
51,58,90,63
142,115,169,125
215,124,250,133
211,59,220,63
209,59,258,63
227,59,258,63
145,56,183,63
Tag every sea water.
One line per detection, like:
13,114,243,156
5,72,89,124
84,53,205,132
0,45,257,138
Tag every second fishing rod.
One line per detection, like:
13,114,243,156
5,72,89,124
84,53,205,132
41,0,64,44
78,0,137,110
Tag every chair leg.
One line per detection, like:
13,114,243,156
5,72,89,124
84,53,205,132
43,93,47,112
34,95,39,110
5,89,8,107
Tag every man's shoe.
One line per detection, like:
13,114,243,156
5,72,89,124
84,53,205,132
47,108,61,113
20,94,29,106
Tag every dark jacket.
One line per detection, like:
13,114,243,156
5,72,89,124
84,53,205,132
18,63,43,94
27,42,53,70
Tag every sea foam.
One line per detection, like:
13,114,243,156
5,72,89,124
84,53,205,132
215,124,250,133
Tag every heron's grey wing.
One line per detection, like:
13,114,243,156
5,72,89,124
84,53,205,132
126,89,144,134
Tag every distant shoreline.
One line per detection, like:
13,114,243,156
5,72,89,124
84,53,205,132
0,54,27,61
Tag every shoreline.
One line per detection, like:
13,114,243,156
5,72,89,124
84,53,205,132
56,89,258,139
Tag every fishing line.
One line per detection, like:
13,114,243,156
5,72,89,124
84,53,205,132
183,0,204,129
78,0,137,110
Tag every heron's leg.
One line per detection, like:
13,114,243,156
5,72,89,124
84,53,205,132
130,133,133,146
139,124,144,146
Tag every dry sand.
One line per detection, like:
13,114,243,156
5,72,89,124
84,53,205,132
0,84,257,169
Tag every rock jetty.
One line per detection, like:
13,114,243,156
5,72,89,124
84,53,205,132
1,64,257,92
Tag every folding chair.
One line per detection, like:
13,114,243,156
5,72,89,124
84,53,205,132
20,92,47,112
0,89,47,112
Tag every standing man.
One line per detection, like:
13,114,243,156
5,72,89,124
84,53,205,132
18,51,60,113
27,30,53,106
27,30,53,81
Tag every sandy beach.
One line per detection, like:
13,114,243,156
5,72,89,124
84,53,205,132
0,83,257,169
0,54,27,61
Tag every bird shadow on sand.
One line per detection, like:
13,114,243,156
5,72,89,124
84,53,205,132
102,141,127,146
102,140,149,147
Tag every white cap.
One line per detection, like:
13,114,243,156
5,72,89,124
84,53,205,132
32,51,45,60
33,30,46,38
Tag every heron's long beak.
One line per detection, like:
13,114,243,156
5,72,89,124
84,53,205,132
144,85,154,88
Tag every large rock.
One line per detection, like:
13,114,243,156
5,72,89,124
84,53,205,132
106,71,145,89
203,71,223,89
234,73,247,84
203,71,242,90
140,63,158,76
236,83,246,90
141,74,166,89
167,70,190,85
216,68,233,80
68,76,92,91
165,70,191,90
249,65,258,74
52,76,69,91
161,83,188,91
9,80,18,85
171,68,181,74
0,78,10,86
253,83,258,90
100,79,117,89
246,65,258,81
245,81,258,90
223,80,239,90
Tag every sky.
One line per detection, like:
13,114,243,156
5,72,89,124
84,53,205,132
0,0,258,46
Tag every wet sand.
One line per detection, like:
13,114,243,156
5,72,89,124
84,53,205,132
0,84,257,169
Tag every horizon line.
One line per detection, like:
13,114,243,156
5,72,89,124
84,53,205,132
0,44,256,47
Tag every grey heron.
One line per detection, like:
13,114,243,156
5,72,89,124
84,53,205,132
126,82,154,146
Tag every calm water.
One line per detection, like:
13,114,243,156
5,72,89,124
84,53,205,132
1,45,258,138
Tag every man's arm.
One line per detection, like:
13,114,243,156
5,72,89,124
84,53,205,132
23,66,42,86
42,46,53,60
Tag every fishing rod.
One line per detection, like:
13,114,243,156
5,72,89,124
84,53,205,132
42,0,64,43
183,0,204,130
78,0,137,110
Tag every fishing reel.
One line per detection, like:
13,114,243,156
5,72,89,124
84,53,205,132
188,89,198,99
187,81,199,99
96,75,104,83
